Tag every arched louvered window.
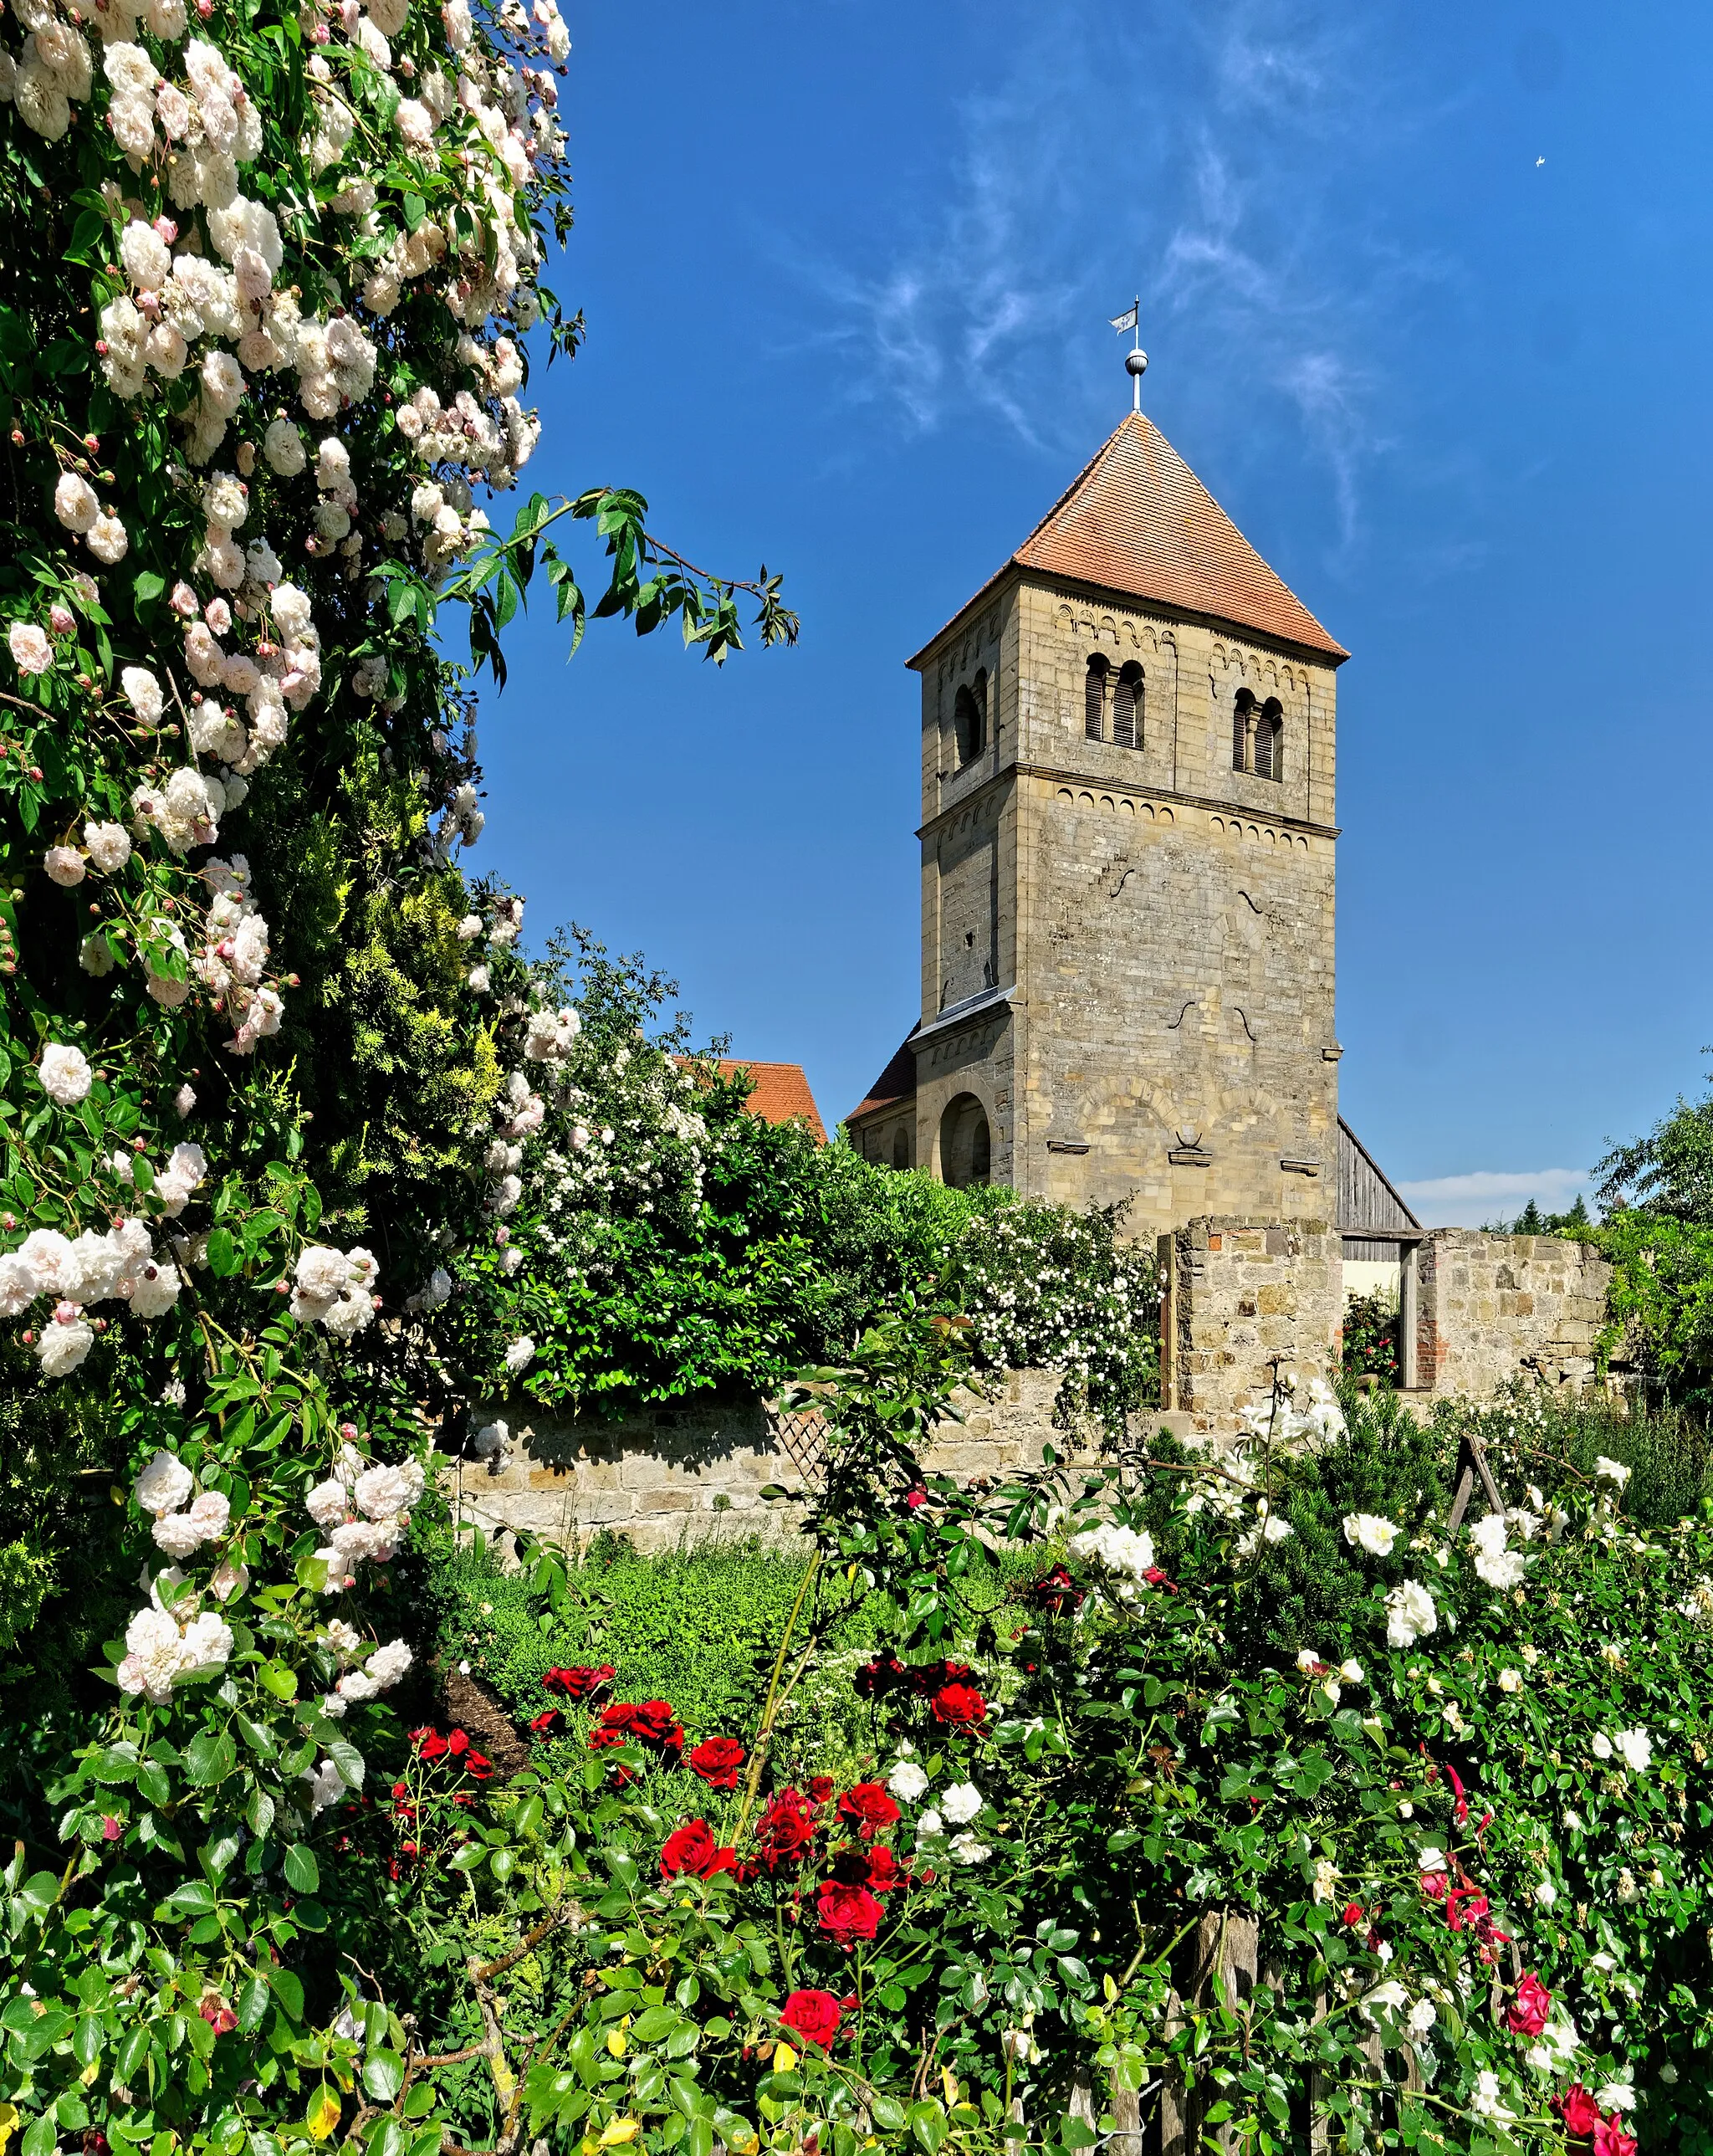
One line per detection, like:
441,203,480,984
1232,688,1255,772
1114,661,1143,750
1255,696,1283,781
953,674,986,766
1084,655,1108,742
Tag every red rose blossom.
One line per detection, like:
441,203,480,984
816,1877,882,1943
660,1820,738,1880
756,1789,820,1871
1593,2122,1637,2156
784,1983,844,2035
836,1781,902,1838
1504,1972,1552,2038
1553,2087,1603,2138
689,1737,747,1790
863,1845,905,1896
1446,1764,1470,1826
542,1663,616,1701
1340,1903,1363,1928
931,1681,988,1729
197,1996,237,2036
529,1708,561,1736
1027,1565,1085,1615
910,1659,972,1698
589,1701,686,1771
411,1728,448,1760
808,1775,836,1805
780,1989,841,2047
853,1651,911,1701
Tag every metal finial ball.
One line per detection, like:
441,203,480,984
1125,348,1149,378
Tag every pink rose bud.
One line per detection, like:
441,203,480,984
101,1815,121,1841
494,1226,510,1245
49,605,74,635
153,216,177,244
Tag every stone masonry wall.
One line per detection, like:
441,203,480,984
1414,1231,1613,1401
447,1369,1090,1555
1159,1215,1342,1434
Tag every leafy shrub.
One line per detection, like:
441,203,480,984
1341,1287,1400,1384
445,930,1159,1426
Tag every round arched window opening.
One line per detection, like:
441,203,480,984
892,1125,912,1171
938,1093,992,1189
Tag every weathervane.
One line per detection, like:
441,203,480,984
1109,298,1148,412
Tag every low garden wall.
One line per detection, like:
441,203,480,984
449,1366,1106,1552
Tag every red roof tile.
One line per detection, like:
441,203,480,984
845,1037,918,1126
910,411,1347,665
675,1059,826,1143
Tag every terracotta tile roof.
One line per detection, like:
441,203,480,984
674,1058,827,1144
845,1037,918,1126
909,411,1347,665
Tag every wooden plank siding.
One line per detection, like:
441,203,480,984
1338,1118,1422,1256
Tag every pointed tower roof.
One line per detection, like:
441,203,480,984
910,411,1347,665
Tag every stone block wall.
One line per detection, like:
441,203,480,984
1413,1231,1613,1401
1158,1215,1342,1434
447,1369,1095,1555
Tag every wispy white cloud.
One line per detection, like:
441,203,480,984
1394,1166,1591,1227
797,0,1455,556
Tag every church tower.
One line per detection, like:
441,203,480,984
847,404,1348,1243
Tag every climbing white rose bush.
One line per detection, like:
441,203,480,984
0,0,796,2146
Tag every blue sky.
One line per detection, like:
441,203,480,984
480,0,1713,1227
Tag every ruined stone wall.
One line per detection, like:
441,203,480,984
447,1370,1102,1555
1414,1231,1613,1401
1159,1215,1342,1434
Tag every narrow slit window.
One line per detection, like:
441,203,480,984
1085,655,1108,742
1114,661,1143,750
